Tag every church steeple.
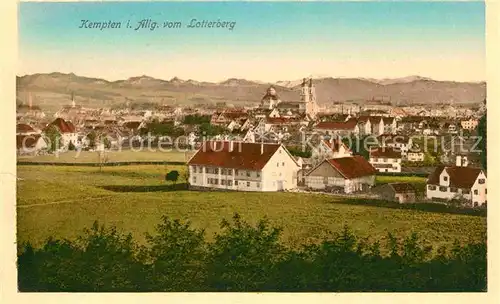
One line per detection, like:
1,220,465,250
301,78,310,103
71,92,76,108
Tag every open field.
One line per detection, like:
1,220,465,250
17,149,194,163
17,165,485,253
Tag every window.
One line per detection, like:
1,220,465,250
193,176,197,183
246,171,251,177
222,180,226,185
450,187,457,193
474,202,478,207
277,163,279,167
282,162,285,166
235,181,238,186
279,149,282,154
257,182,261,188
474,189,478,195
443,176,448,181
235,170,239,175
485,189,487,194
221,169,225,175
478,178,485,184
228,180,233,186
247,181,250,187
383,158,387,162
462,189,470,194
439,186,447,192
428,185,436,190
215,168,219,174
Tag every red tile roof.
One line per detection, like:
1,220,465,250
370,147,402,159
45,118,76,133
315,119,358,130
16,134,42,149
326,156,377,179
16,123,35,133
188,141,283,170
427,166,483,188
389,183,416,193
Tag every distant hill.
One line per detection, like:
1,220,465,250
16,73,486,109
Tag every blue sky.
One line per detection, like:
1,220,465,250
18,1,485,82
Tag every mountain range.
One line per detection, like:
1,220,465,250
16,73,486,110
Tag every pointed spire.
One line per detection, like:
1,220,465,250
71,92,76,108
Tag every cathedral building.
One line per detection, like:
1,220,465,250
259,77,319,119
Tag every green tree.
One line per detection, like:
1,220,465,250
477,114,487,170
68,141,76,151
44,125,62,152
165,170,180,185
205,213,285,291
86,131,98,149
143,216,207,291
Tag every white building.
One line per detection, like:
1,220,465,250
187,141,301,192
311,138,352,164
407,151,425,162
304,156,377,193
369,147,402,173
44,118,79,149
426,156,487,207
378,134,412,157
460,119,479,131
313,119,360,137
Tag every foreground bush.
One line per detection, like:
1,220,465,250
18,213,487,292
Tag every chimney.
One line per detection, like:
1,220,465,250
261,142,264,155
229,140,233,152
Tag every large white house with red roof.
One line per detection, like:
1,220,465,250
369,147,402,173
44,118,78,149
426,157,487,207
187,141,301,192
304,156,377,193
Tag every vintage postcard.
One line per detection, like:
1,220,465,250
4,0,494,296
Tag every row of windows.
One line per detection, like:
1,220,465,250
196,177,262,188
371,158,400,163
427,185,486,195
192,166,261,177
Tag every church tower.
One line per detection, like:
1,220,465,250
300,78,310,103
305,78,318,118
71,92,76,108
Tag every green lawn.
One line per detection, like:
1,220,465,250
17,165,485,254
17,149,193,163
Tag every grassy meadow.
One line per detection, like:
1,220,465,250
17,164,486,254
17,149,194,163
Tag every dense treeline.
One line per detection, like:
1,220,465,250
18,214,486,292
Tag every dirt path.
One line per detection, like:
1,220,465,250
17,195,114,209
